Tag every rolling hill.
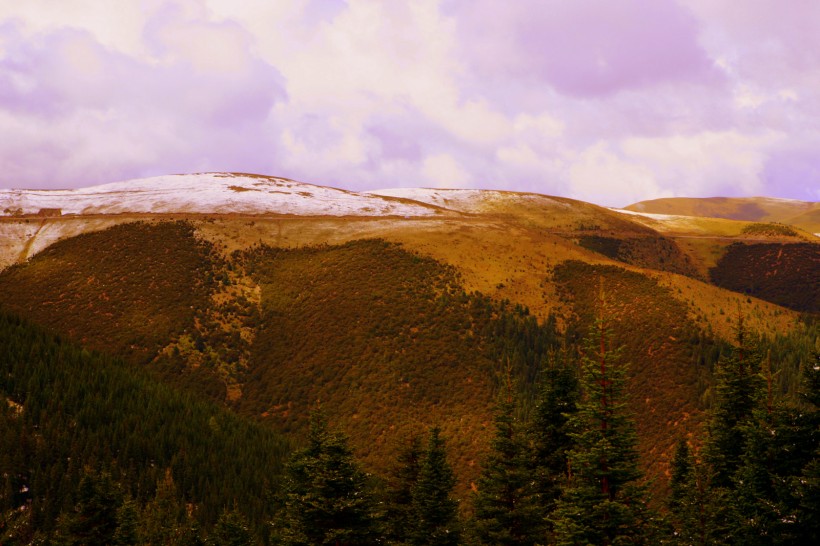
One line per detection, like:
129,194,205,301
625,196,820,234
0,172,817,503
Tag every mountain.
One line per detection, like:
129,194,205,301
625,196,820,234
0,172,817,500
0,172,449,217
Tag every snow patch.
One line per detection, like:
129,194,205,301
0,173,446,217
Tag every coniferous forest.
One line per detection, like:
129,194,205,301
1,301,817,544
0,221,816,544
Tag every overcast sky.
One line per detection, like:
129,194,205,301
1,0,819,206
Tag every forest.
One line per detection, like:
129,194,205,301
1,301,817,544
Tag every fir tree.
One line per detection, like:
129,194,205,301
280,409,376,546
733,351,820,545
113,497,139,546
703,315,764,488
530,348,579,528
473,377,542,545
668,438,691,514
551,292,654,545
383,434,422,544
410,426,460,546
58,470,124,546
212,507,254,546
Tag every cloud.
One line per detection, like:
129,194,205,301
566,130,784,206
0,0,817,203
0,6,287,188
422,153,471,188
445,0,719,97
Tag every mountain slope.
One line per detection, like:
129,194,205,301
0,173,450,217
625,196,820,233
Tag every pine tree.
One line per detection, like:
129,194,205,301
58,470,124,546
383,434,422,544
212,507,254,546
113,497,139,545
473,377,542,545
703,315,764,488
530,348,579,528
668,438,691,514
551,292,654,545
733,351,820,545
410,426,460,546
280,409,376,546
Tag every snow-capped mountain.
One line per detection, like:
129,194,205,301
0,173,448,217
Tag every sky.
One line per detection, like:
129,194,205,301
1,0,819,207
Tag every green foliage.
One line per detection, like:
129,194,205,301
729,352,820,545
577,235,698,277
668,439,691,513
473,382,542,545
382,435,423,544
703,321,765,487
740,222,799,238
411,427,460,546
279,409,377,546
529,350,579,534
56,471,124,546
554,260,715,488
0,221,220,364
240,239,560,488
551,309,655,545
0,311,289,540
710,243,820,312
213,507,255,546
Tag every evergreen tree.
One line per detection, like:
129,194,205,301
530,348,579,529
212,507,254,546
792,353,820,543
57,470,124,546
280,409,376,545
410,426,460,546
473,378,542,545
732,351,820,545
113,497,140,545
671,458,732,546
668,438,691,514
703,316,764,488
383,435,422,544
551,297,654,545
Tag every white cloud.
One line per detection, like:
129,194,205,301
568,143,664,206
422,153,471,188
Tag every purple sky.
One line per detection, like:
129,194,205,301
1,0,819,206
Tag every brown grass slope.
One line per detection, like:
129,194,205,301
625,196,820,232
0,214,810,501
236,239,560,490
553,261,717,490
0,221,220,364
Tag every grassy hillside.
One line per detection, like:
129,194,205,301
577,234,698,277
710,242,820,312
552,261,722,488
0,221,220,364
238,239,561,489
625,196,820,233
0,218,812,502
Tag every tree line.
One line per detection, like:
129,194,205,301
1,298,818,544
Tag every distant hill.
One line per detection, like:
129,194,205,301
625,196,820,233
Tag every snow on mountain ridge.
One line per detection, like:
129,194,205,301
0,173,448,217
368,187,567,214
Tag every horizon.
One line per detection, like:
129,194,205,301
2,1,820,207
